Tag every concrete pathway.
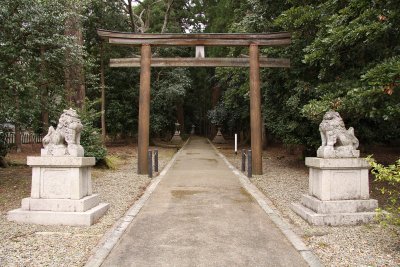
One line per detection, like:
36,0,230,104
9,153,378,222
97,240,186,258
101,137,309,267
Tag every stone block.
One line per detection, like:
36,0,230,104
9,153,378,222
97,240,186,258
317,146,360,158
299,194,377,214
291,202,376,226
8,203,109,226
27,156,95,167
27,156,94,200
306,157,370,201
305,157,369,169
21,194,100,212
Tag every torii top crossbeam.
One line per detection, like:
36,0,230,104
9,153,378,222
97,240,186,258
97,29,291,46
98,29,291,68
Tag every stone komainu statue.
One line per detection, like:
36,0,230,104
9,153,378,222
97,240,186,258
42,108,84,157
317,110,360,158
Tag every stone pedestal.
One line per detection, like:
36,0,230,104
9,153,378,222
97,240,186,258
170,131,183,144
292,157,378,225
8,157,109,226
212,128,226,144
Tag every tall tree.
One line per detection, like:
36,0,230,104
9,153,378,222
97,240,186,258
64,1,86,108
205,0,399,150
0,0,70,151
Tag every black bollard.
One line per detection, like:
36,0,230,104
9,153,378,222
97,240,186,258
148,150,153,178
154,149,158,172
247,149,252,178
241,149,246,172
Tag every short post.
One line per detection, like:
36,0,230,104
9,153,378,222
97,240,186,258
234,133,238,155
148,150,153,178
247,149,252,178
241,149,246,172
154,149,158,172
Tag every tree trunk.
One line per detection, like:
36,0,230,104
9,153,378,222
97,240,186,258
14,90,22,153
210,84,221,138
126,0,136,32
176,103,184,133
40,46,49,134
100,44,106,143
64,4,85,108
15,125,21,153
161,0,174,33
0,157,8,168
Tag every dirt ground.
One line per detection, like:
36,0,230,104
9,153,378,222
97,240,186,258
1,142,399,214
0,144,40,213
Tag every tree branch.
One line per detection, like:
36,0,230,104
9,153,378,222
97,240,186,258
161,0,174,33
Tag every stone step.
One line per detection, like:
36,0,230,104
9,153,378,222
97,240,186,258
291,202,377,226
8,203,109,226
300,194,378,214
21,194,101,212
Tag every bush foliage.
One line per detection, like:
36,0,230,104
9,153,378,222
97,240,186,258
367,156,400,226
78,102,107,163
0,126,10,158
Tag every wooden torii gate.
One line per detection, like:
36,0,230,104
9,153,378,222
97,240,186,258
97,29,291,175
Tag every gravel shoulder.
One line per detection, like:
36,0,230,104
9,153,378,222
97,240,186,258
0,145,175,267
219,145,400,267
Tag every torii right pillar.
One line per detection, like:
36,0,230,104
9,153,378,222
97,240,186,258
249,43,263,175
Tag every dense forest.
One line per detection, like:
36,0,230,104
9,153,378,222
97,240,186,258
1,0,399,157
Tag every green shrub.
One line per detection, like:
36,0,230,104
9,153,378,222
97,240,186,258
366,156,400,226
80,124,107,162
0,125,10,168
0,126,9,158
78,102,107,163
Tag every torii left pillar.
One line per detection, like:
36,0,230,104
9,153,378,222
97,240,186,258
249,44,263,175
137,44,151,174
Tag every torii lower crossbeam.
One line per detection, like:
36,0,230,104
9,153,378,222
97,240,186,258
110,57,290,68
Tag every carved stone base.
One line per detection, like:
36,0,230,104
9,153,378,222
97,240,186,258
41,144,84,157
306,157,370,200
8,156,109,226
292,157,378,225
317,146,360,158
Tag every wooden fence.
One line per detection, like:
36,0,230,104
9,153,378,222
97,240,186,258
4,132,43,145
